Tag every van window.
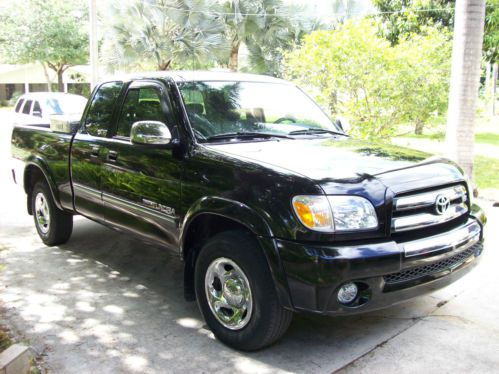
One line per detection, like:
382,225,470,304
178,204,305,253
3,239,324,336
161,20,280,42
22,100,32,115
15,99,24,113
33,101,42,117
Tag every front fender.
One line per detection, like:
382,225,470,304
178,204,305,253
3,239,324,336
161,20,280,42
180,196,274,253
180,196,293,308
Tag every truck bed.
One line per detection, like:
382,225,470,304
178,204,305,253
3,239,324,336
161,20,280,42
11,125,74,211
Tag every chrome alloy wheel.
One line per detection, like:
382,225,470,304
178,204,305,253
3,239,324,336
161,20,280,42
204,257,253,330
35,192,50,234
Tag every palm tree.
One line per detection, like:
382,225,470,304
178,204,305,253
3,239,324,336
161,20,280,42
223,0,294,72
446,0,486,179
101,0,227,72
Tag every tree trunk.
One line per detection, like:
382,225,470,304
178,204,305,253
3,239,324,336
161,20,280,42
414,121,424,135
158,59,171,71
445,0,486,180
41,62,52,92
57,68,64,92
229,40,241,72
492,62,498,116
485,61,491,94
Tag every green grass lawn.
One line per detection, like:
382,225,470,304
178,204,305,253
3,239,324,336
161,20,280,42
402,132,499,146
474,155,499,190
0,106,13,112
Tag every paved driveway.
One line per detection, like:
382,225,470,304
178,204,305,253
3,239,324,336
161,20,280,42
0,113,498,373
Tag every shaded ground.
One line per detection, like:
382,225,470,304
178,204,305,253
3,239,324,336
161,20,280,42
1,112,498,373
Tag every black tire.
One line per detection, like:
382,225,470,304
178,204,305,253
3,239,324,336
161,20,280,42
31,181,73,246
194,230,292,351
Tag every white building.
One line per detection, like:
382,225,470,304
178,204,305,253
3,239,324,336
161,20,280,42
0,64,91,103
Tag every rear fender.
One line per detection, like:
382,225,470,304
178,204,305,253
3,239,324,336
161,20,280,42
24,156,63,213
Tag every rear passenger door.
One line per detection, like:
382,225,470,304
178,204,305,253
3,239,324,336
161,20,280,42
71,81,124,221
100,80,182,249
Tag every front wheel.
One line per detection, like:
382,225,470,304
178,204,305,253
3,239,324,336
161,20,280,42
194,230,292,351
31,181,73,246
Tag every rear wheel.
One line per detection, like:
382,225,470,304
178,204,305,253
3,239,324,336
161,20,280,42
194,230,292,351
31,181,73,246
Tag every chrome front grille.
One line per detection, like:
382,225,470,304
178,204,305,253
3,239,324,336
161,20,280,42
392,185,468,233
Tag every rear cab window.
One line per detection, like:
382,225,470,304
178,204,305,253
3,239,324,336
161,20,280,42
82,81,123,137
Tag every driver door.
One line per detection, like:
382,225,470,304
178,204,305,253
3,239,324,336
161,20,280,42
101,80,182,249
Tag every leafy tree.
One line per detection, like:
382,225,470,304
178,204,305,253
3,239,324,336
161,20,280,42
372,0,455,45
373,0,497,64
101,0,227,72
283,20,452,139
396,27,452,133
0,0,88,92
484,0,499,63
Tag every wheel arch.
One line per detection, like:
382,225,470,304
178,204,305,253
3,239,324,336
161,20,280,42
180,197,292,309
23,159,62,214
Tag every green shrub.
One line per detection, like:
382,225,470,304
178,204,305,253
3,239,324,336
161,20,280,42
284,19,452,139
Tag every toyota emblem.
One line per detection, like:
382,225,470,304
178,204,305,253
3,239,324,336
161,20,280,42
435,195,450,215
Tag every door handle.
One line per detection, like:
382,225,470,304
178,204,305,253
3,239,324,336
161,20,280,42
90,146,100,158
107,150,118,162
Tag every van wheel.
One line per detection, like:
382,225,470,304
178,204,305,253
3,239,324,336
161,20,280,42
194,230,292,351
31,181,73,246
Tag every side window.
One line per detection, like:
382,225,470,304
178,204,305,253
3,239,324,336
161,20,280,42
22,100,33,115
181,88,205,116
83,81,123,137
116,87,164,138
33,101,42,117
15,99,24,113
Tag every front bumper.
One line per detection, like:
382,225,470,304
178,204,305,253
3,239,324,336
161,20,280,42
277,216,485,315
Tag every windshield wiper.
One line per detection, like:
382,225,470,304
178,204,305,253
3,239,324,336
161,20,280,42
205,132,293,142
288,128,347,136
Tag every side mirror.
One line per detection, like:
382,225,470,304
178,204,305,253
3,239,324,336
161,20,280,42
130,121,172,146
33,110,42,117
335,117,351,134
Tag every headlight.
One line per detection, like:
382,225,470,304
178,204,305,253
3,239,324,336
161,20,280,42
327,196,378,231
292,195,378,232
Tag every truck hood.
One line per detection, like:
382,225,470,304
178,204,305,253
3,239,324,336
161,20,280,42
206,137,464,193
206,137,432,179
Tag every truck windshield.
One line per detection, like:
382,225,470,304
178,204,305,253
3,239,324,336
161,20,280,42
178,81,342,141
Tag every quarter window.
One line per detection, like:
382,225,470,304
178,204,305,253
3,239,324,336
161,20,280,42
83,81,123,137
33,101,42,116
116,87,164,138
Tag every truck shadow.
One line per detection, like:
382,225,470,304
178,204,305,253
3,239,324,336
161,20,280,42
3,216,443,374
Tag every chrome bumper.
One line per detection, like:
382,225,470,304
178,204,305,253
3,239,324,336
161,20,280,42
401,219,481,258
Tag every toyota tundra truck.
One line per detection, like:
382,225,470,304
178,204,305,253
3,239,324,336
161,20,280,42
10,71,487,351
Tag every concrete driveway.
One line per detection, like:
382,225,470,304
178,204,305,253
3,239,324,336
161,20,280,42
0,113,498,373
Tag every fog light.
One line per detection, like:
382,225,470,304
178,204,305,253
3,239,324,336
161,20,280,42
337,282,358,305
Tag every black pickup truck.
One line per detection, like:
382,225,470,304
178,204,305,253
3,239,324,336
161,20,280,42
11,71,487,350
